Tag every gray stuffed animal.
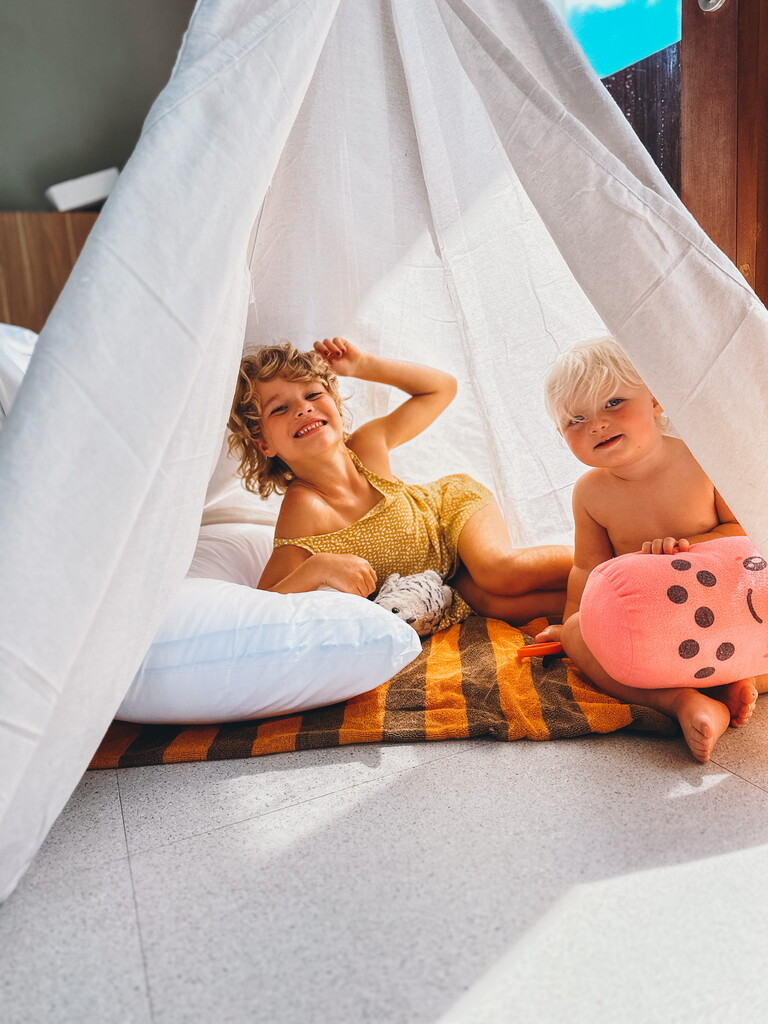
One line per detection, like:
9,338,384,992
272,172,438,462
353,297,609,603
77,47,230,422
373,570,453,637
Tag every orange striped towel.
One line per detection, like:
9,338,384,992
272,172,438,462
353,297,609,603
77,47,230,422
89,616,676,770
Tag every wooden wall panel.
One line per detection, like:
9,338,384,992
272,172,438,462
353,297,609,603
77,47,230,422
0,212,98,332
602,42,681,196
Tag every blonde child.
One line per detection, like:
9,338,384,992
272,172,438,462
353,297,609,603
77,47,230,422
228,337,572,626
535,337,759,762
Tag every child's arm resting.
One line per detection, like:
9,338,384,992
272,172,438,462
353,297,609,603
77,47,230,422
535,481,613,642
565,478,614,618
315,338,457,450
641,491,745,553
258,545,377,597
686,489,745,544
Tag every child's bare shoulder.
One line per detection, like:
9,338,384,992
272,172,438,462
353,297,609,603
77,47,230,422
661,435,713,487
572,469,617,529
663,434,702,466
573,468,606,504
662,434,690,454
275,482,336,540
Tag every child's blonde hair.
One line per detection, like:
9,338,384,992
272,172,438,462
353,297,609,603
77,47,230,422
544,336,649,432
228,342,344,497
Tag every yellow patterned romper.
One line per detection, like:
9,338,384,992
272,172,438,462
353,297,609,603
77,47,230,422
273,450,494,629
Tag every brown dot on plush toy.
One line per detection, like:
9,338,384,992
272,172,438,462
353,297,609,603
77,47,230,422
667,585,688,604
716,642,735,661
679,639,699,659
671,559,691,571
695,606,715,627
696,570,717,587
694,667,715,679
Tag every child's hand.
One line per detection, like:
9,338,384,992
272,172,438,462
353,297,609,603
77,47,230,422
534,624,563,644
314,337,365,378
640,537,691,555
311,552,377,597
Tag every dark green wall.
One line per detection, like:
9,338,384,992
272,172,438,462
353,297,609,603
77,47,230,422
0,0,197,210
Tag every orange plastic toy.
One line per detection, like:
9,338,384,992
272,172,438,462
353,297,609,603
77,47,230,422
516,641,564,660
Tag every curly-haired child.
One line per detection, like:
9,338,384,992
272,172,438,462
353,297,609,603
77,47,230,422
228,337,572,628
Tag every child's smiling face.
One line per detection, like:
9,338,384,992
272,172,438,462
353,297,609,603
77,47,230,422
562,383,663,470
255,376,344,461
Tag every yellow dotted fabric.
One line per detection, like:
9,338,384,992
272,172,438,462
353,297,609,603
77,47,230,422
274,449,493,628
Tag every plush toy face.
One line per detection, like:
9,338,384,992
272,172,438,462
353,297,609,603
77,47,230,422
374,570,453,637
580,536,768,688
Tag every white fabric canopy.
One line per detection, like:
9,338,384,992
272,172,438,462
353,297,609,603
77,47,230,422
2,0,767,899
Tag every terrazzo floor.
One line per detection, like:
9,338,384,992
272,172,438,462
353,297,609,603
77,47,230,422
4,698,768,1023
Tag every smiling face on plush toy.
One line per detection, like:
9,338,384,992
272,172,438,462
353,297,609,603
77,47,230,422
661,550,768,680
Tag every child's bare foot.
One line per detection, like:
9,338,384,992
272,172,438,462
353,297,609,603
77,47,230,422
672,689,731,763
706,678,758,727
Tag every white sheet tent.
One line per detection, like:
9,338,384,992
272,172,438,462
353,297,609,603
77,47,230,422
2,0,768,900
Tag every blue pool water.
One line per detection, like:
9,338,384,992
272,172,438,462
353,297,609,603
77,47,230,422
565,0,682,79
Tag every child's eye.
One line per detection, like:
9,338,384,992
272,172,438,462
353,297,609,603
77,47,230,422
567,415,586,426
306,391,323,400
605,397,624,409
269,404,288,415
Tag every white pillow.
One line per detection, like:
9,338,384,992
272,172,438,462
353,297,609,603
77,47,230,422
187,522,275,587
202,434,281,527
117,578,421,724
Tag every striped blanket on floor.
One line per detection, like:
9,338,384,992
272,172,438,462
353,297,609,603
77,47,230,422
89,616,676,769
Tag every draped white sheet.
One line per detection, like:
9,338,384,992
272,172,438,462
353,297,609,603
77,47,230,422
2,0,767,899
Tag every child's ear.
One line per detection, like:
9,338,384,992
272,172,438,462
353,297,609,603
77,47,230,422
651,396,664,418
256,437,276,458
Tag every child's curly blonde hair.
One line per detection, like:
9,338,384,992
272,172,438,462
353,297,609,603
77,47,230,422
228,342,345,498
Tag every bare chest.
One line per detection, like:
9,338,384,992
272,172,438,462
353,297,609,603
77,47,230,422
589,467,719,556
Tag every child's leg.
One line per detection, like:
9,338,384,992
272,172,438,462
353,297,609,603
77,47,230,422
562,613,757,763
456,501,572,596
453,566,566,623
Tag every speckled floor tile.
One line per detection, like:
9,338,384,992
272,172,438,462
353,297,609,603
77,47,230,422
709,691,768,789
0,856,151,1024
438,842,768,1024
23,769,128,886
116,739,481,855
125,735,768,1024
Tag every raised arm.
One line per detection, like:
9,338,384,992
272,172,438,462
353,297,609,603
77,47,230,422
314,337,457,451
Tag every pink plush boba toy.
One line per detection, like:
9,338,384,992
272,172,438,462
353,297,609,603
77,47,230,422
580,536,768,688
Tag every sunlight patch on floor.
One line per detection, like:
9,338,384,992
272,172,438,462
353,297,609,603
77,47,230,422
666,771,730,799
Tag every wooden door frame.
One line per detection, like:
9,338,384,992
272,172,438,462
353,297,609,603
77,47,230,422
681,0,768,302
